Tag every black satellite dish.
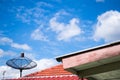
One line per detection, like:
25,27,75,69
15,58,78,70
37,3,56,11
6,53,37,77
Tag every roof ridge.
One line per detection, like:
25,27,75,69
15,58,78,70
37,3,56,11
23,74,77,78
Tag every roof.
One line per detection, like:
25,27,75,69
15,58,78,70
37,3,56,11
56,40,120,62
9,76,81,80
7,64,87,80
25,64,73,77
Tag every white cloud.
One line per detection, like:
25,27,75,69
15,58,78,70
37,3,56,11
31,28,48,41
93,10,120,42
96,0,104,2
35,58,58,71
0,37,13,45
36,2,53,8
11,43,31,50
0,37,31,51
0,49,17,58
16,2,52,24
0,58,57,79
16,13,30,23
3,50,17,57
0,49,4,57
0,66,19,79
55,10,70,17
49,11,82,41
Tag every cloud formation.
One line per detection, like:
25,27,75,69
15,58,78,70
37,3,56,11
96,0,104,2
49,11,82,41
11,43,31,50
16,2,52,24
0,49,4,57
31,28,48,41
0,37,13,45
0,66,19,79
0,37,31,50
93,10,120,42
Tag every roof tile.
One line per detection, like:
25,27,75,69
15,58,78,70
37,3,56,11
25,64,73,77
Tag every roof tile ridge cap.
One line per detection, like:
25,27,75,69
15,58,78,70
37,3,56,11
24,74,77,78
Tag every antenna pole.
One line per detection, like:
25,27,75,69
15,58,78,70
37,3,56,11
20,69,22,77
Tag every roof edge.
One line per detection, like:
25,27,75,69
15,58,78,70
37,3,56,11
24,74,77,78
56,40,120,62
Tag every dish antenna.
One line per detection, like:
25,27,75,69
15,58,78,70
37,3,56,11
6,53,37,77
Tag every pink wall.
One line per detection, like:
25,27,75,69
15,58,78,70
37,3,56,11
62,44,120,69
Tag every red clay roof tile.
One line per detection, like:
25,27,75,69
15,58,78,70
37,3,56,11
25,64,73,77
9,76,88,80
7,64,88,80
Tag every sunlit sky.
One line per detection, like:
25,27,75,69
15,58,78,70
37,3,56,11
0,0,120,79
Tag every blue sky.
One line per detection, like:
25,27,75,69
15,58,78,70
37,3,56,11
0,0,120,79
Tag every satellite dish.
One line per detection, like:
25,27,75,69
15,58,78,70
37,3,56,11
6,53,37,77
